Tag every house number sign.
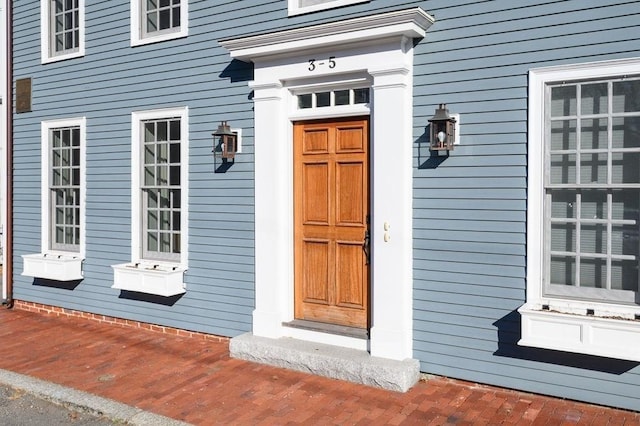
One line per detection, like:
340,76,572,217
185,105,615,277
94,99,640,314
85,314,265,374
308,56,336,71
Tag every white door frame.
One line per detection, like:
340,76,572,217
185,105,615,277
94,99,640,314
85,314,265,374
221,8,434,361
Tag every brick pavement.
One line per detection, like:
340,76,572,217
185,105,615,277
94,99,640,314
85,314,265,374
0,307,637,425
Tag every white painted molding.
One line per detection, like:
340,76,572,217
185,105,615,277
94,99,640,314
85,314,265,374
219,8,434,61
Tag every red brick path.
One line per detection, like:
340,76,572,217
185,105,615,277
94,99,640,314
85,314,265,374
0,308,637,425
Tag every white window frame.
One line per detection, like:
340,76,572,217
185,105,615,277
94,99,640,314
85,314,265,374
288,0,368,17
41,118,86,257
130,107,189,269
40,0,85,64
130,0,188,47
21,118,86,282
520,57,640,362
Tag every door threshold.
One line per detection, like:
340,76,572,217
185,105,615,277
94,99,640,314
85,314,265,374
283,319,369,339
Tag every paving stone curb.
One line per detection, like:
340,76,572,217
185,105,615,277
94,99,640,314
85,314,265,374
0,369,191,426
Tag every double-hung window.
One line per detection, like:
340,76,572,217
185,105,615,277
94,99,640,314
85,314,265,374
111,108,188,297
131,0,188,46
22,118,86,282
520,58,640,361
141,117,182,261
50,126,81,252
41,0,85,63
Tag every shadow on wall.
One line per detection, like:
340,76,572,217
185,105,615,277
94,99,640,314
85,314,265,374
219,59,254,83
33,278,82,291
493,310,638,375
117,291,183,307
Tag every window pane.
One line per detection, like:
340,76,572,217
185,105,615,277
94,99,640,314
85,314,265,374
173,211,180,231
335,90,349,106
298,94,312,109
551,223,575,252
611,225,639,257
316,92,330,107
612,152,640,184
145,166,156,185
550,153,576,184
612,116,640,149
580,118,607,150
580,152,607,184
170,143,180,163
611,260,639,291
612,189,639,221
551,86,576,117
581,190,607,220
613,80,640,113
147,210,158,230
144,123,155,142
169,120,180,140
147,190,157,208
160,233,171,252
169,166,180,186
580,83,608,115
581,224,607,255
550,256,576,286
172,7,180,28
353,88,369,104
550,120,576,151
146,13,158,32
580,258,606,288
157,121,168,141
550,190,575,218
159,9,171,30
147,232,158,252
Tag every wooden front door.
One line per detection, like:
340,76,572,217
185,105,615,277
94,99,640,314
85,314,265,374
294,117,370,329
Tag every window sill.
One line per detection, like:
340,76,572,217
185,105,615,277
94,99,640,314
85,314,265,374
518,303,640,362
22,253,84,281
111,263,186,297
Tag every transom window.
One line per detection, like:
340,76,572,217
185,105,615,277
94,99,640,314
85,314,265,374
297,88,370,110
141,118,182,261
545,76,640,303
50,126,81,252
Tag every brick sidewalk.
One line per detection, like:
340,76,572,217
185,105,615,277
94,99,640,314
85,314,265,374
0,308,637,425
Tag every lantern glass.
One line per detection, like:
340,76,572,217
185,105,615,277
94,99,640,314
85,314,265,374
213,121,238,160
428,104,456,152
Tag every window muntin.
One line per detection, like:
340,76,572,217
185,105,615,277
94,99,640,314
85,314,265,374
41,0,84,63
131,0,187,45
51,0,79,55
50,127,81,252
141,118,181,262
545,77,640,303
297,87,370,110
142,0,181,37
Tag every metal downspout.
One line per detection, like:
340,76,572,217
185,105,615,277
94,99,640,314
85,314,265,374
4,0,13,308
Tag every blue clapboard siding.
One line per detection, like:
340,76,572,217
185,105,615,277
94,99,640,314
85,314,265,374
412,0,640,412
10,0,640,412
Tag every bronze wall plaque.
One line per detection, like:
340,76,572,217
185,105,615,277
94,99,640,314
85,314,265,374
16,78,32,113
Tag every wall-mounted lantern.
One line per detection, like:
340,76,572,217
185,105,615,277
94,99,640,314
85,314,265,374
428,104,457,154
212,121,238,160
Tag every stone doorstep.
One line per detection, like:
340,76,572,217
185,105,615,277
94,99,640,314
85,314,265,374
229,333,420,393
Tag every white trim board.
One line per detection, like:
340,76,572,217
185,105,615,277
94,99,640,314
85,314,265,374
222,8,434,362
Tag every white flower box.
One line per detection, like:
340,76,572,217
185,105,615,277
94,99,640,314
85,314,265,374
22,253,84,281
111,263,186,297
519,304,640,362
